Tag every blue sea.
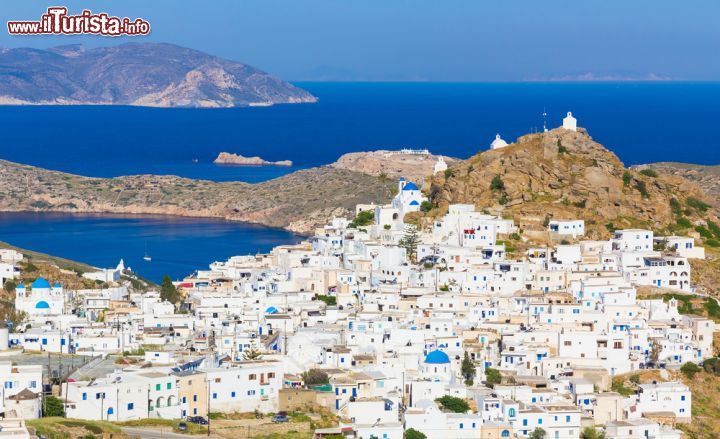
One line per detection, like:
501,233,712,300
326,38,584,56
0,82,718,183
0,213,301,282
0,82,718,281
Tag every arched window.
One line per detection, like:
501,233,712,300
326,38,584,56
509,408,516,417
501,430,510,437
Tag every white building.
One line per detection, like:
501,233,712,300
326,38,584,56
613,230,653,252
548,220,585,237
490,134,509,150
205,361,282,414
82,260,125,283
633,382,691,423
658,236,705,259
15,278,65,316
433,157,448,175
391,178,428,216
562,112,577,131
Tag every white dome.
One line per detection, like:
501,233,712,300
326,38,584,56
490,134,508,150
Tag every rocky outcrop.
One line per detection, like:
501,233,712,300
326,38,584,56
214,152,292,166
428,128,718,238
632,162,720,199
0,160,393,235
0,43,316,108
330,150,458,185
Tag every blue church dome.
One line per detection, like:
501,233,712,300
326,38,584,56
403,182,419,191
409,200,420,206
53,282,62,288
265,306,279,314
31,278,51,289
35,301,50,309
424,350,450,364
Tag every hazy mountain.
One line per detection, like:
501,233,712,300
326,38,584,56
0,43,317,108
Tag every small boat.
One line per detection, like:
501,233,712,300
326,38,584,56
143,242,152,262
192,158,199,163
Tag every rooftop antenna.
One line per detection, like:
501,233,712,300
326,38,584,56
543,108,548,132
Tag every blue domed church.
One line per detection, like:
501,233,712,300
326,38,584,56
15,277,65,316
391,178,428,216
422,349,453,382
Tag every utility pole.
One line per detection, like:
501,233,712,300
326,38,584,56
206,376,211,437
65,332,72,416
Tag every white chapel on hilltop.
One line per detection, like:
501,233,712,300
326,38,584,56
490,133,508,150
433,157,447,175
562,111,577,131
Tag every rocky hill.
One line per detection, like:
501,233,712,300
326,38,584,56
427,128,719,239
330,150,458,185
0,43,316,107
632,162,720,199
0,161,393,234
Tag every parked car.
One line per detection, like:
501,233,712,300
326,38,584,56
177,422,188,432
272,413,289,423
187,416,209,425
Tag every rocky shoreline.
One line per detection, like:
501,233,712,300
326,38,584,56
213,152,293,166
0,160,392,235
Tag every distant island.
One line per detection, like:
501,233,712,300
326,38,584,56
0,43,317,108
214,152,293,167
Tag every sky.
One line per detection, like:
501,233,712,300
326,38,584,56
1,0,719,81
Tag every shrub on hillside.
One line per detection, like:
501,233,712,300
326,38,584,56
680,362,702,379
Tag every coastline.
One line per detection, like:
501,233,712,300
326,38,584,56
0,159,394,235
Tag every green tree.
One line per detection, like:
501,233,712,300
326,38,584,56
435,395,469,413
529,428,547,439
44,395,65,417
3,280,16,293
635,180,649,198
649,339,661,363
23,262,38,273
580,427,606,439
302,369,330,386
405,428,427,439
349,210,375,228
484,367,502,387
242,346,263,361
461,352,476,386
702,357,720,375
315,294,337,306
490,175,505,191
160,274,180,304
420,201,434,213
399,225,421,264
622,171,632,186
0,304,27,330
